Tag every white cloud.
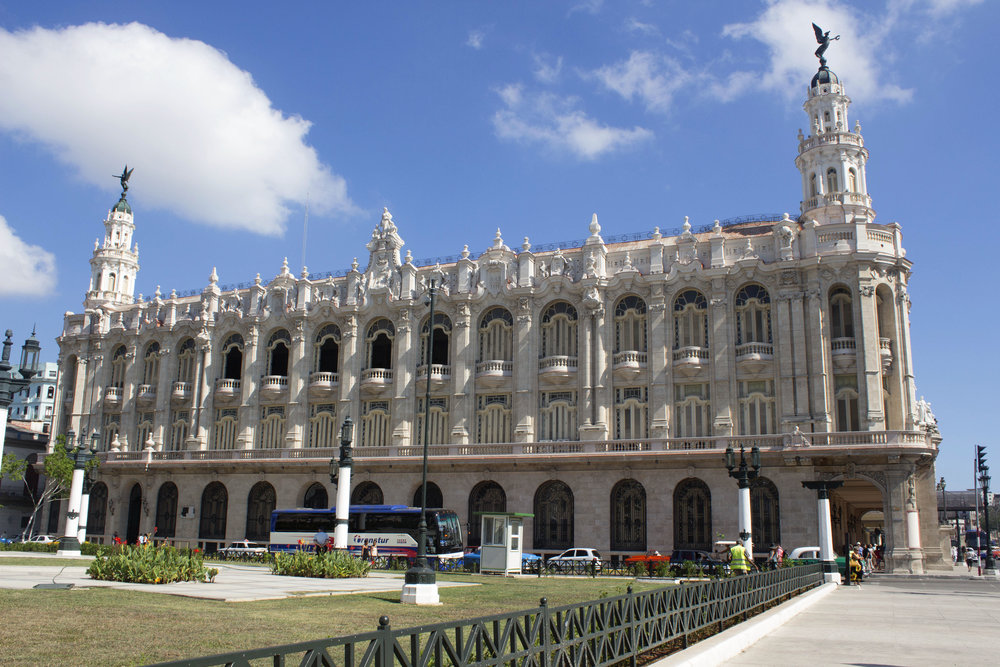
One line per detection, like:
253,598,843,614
624,18,660,36
466,30,485,49
722,0,912,104
533,54,563,83
0,215,57,297
492,84,652,160
590,51,691,113
0,22,356,236
569,0,604,15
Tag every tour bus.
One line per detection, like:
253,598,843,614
268,505,464,561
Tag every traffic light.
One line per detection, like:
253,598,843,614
977,445,988,473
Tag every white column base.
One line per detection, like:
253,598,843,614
55,549,82,557
823,572,843,584
400,582,440,605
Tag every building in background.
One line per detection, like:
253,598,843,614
7,362,59,430
50,55,947,572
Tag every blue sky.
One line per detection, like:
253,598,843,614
0,0,993,490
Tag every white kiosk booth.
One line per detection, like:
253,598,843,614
478,512,533,575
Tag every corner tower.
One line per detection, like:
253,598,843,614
86,167,140,308
795,63,874,225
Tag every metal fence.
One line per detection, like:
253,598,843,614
152,563,822,667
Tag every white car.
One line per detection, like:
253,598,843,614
28,535,58,544
787,546,820,560
217,541,268,556
547,548,602,572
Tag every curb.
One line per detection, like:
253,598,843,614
652,582,838,667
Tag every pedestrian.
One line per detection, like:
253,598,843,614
370,539,379,566
138,533,148,547
361,540,371,561
728,542,751,575
765,544,783,570
313,527,329,554
965,546,978,572
849,551,864,586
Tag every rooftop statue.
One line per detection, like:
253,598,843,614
812,22,840,67
115,165,134,195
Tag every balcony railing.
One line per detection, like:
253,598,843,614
104,386,122,406
416,364,452,383
475,360,513,386
360,368,393,394
831,337,856,353
537,355,578,384
171,381,192,402
136,384,156,405
214,378,240,401
96,430,934,465
308,371,339,397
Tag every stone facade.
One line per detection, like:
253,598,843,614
49,62,945,572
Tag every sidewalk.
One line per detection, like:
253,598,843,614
664,564,1000,666
0,552,474,601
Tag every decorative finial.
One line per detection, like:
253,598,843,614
351,257,359,271
812,23,840,68
154,285,161,299
94,238,99,251
782,212,791,221
713,219,721,233
404,250,412,264
462,244,470,259
682,216,691,233
255,273,261,285
589,213,600,236
854,119,861,134
209,267,218,285
301,265,309,279
170,289,177,299
493,229,504,249
281,257,290,276
522,236,531,252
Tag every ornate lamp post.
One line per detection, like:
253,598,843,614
936,477,949,552
402,279,439,605
725,444,761,559
78,430,101,544
0,328,41,463
332,417,354,550
976,446,996,575
56,429,99,556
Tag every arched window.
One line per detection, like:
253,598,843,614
467,481,507,547
673,290,708,349
478,307,513,362
221,333,244,380
826,167,839,193
212,409,238,450
155,482,178,538
738,380,776,435
674,383,710,439
143,342,160,385
366,319,395,369
538,391,577,441
809,173,818,197
611,479,646,552
848,168,858,193
126,483,142,543
835,375,860,431
734,284,771,345
829,287,854,339
314,324,341,373
87,482,109,537
476,394,511,443
412,482,443,509
614,296,647,353
415,397,449,446
170,411,189,451
303,483,328,509
47,386,54,399
533,480,573,550
176,338,197,384
108,273,117,292
351,481,383,505
361,400,390,447
420,313,452,366
245,482,276,541
110,345,127,388
540,302,578,359
308,404,337,448
266,329,291,377
673,478,711,551
750,478,780,548
615,387,647,439
199,482,228,541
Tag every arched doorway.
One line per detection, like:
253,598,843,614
412,482,442,509
87,482,109,539
611,479,646,552
199,482,228,545
155,482,178,539
245,482,276,541
126,483,143,544
750,477,780,550
829,477,888,561
351,481,383,505
468,481,507,547
533,480,573,551
673,478,711,551
303,482,328,509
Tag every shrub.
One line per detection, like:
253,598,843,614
653,561,672,578
0,541,59,553
87,545,211,584
271,550,370,578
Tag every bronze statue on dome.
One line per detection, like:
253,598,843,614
114,165,134,195
812,23,839,67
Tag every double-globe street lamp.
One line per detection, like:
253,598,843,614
725,444,761,559
402,279,439,605
0,328,42,463
56,429,100,556
977,447,996,575
330,417,354,550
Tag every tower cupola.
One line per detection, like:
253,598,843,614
86,166,140,308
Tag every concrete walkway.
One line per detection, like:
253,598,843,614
661,565,1000,666
0,551,474,601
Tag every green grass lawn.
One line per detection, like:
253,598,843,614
1,568,661,666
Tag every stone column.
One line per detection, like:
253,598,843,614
710,286,733,436
451,302,472,444
856,281,884,429
153,346,173,447
286,321,308,448
191,335,213,450
647,288,668,438
238,327,260,449
804,276,831,430
392,306,415,446
340,314,360,433
119,344,141,450
513,297,535,442
803,480,844,584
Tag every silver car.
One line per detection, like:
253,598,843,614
546,547,602,572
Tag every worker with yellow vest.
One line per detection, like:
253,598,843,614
729,542,752,574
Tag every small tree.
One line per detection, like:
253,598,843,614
0,435,97,540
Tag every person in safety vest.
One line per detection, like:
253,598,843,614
729,542,751,574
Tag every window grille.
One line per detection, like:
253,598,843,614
479,307,513,362
308,404,337,448
614,296,647,353
169,412,189,451
735,284,772,345
362,400,390,447
476,393,511,443
539,391,577,441
258,406,286,449
143,342,160,385
212,408,239,450
673,290,708,349
738,380,776,435
615,387,648,439
540,302,578,358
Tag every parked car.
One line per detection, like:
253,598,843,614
461,547,541,571
668,549,717,575
217,541,268,557
546,548,602,572
624,550,671,574
27,535,58,544
786,546,846,569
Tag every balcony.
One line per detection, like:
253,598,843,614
612,351,647,380
831,337,857,370
171,381,192,404
672,346,708,377
260,375,289,401
538,355,577,384
416,364,451,390
104,386,122,408
308,371,339,398
360,368,393,395
214,378,241,403
476,360,513,387
735,343,774,373
136,384,156,406
879,337,893,373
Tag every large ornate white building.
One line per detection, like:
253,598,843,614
50,59,946,572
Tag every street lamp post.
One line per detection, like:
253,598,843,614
332,417,354,550
976,447,996,575
0,328,41,463
937,477,949,554
56,429,99,556
402,279,440,605
78,430,101,545
725,444,761,559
